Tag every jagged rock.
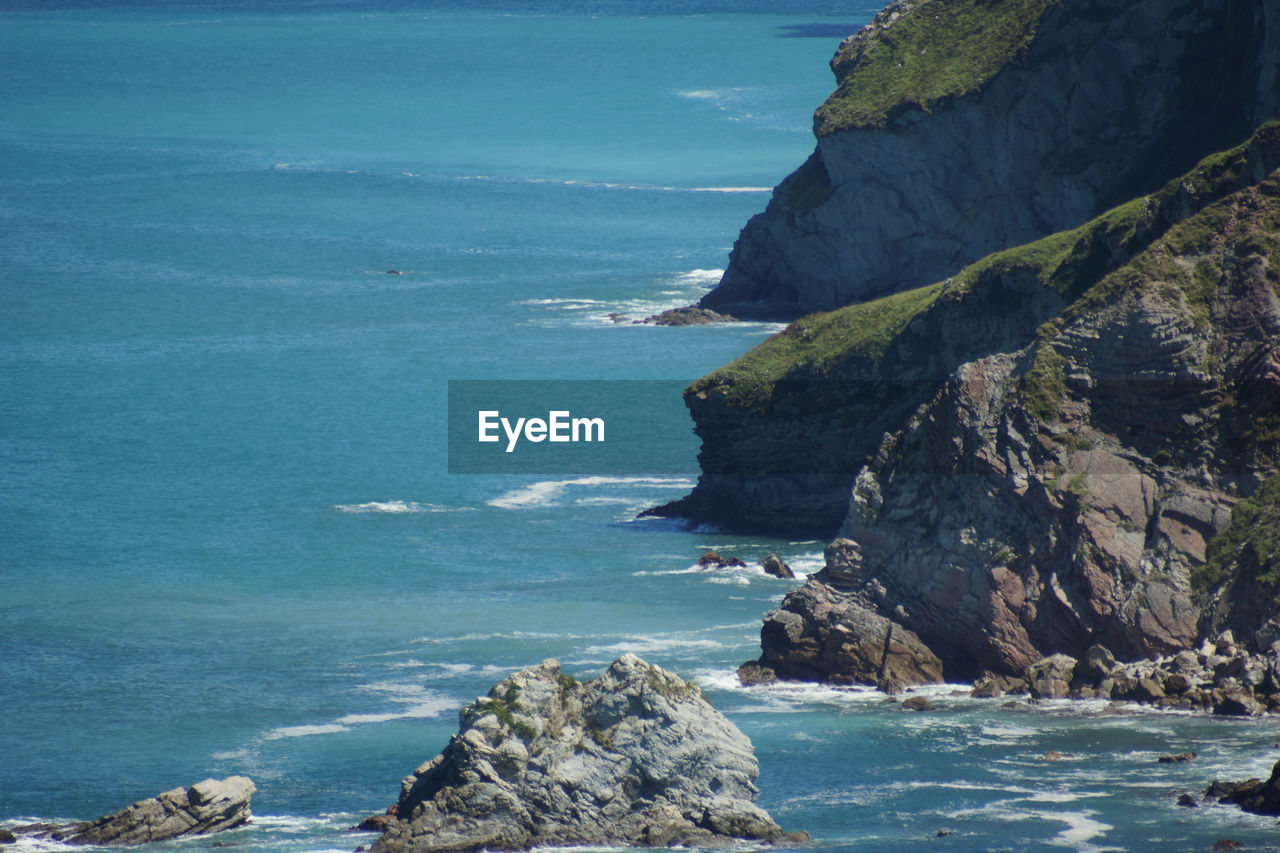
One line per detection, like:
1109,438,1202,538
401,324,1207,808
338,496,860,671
750,579,943,687
697,550,747,568
1027,655,1078,699
971,671,1028,699
1211,759,1280,815
1077,645,1117,681
759,554,795,579
644,306,737,326
0,829,15,845
1159,752,1197,764
16,777,256,846
814,539,864,590
900,695,934,712
371,656,798,853
1176,793,1197,807
1214,689,1267,717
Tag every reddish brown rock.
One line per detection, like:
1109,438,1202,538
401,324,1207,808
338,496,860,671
751,579,944,687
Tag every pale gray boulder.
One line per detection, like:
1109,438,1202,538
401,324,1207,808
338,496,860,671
371,655,801,853
18,776,256,846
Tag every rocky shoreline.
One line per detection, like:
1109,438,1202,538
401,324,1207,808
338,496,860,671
735,540,1280,719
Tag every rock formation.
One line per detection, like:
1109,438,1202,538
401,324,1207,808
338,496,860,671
666,122,1280,677
742,540,944,689
699,0,1280,319
369,655,801,853
1207,759,1280,815
13,777,256,846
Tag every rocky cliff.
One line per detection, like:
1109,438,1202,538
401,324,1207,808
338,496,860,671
698,0,1280,319
678,124,1280,677
370,656,799,853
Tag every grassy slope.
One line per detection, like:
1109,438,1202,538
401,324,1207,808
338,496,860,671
814,0,1058,135
694,123,1280,411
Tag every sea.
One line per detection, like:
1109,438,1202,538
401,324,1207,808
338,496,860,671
2,2,1279,851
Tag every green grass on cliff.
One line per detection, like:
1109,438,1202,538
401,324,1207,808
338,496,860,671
691,281,943,406
1195,475,1280,603
692,122,1280,415
814,0,1058,135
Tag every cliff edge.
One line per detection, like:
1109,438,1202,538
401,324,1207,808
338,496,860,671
699,0,1280,319
672,124,1280,675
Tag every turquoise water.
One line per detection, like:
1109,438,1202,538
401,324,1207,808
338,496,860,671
3,4,1279,851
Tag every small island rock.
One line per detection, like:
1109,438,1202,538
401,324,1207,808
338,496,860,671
17,777,256,846
371,655,799,853
760,554,795,579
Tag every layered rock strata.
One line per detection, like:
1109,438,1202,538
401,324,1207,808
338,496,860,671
675,124,1280,676
370,655,800,853
13,777,256,846
700,0,1280,319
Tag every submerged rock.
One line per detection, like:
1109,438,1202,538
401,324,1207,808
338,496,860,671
16,777,256,846
697,550,747,568
371,655,801,853
644,306,737,325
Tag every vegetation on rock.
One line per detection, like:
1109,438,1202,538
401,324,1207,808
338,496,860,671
814,0,1058,135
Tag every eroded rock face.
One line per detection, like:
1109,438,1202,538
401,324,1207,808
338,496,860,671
752,576,944,689
16,777,256,846
701,0,1280,319
371,655,798,853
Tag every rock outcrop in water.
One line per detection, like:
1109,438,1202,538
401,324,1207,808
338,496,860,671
1208,759,1280,815
744,540,944,690
13,777,256,846
674,122,1280,680
698,0,1280,319
369,655,800,853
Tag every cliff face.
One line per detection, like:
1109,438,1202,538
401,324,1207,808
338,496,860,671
699,0,1280,320
678,126,1280,675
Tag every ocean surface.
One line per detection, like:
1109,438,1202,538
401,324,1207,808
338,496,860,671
3,3,1279,851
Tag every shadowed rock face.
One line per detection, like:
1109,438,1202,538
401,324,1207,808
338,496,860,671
686,125,1280,679
371,655,799,853
15,777,257,846
701,0,1280,319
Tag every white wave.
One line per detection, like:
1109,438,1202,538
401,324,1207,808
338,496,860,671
979,724,1041,739
210,747,254,761
677,89,725,100
1043,811,1115,850
248,815,337,832
677,268,724,283
487,476,692,510
336,700,453,725
335,500,472,514
705,575,751,586
264,723,349,740
1025,791,1108,804
583,635,725,657
691,187,771,193
519,299,611,313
